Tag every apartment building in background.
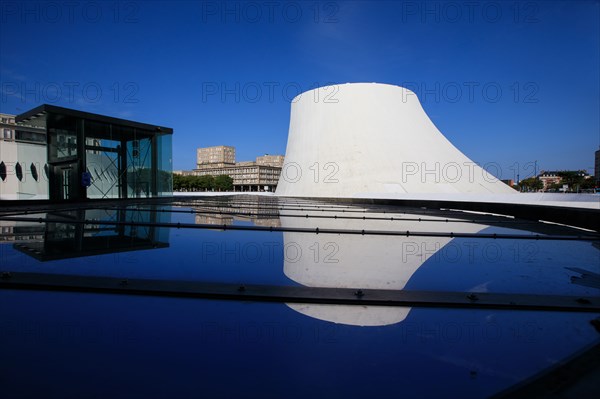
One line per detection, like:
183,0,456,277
197,145,236,167
176,145,284,192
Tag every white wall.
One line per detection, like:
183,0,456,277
276,83,516,198
0,140,48,200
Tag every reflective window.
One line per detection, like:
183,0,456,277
127,136,152,198
15,130,45,143
157,134,173,196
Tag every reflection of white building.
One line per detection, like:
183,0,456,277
276,83,516,198
282,210,485,326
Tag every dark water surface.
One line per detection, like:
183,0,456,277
1,195,598,398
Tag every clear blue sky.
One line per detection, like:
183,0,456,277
1,1,599,180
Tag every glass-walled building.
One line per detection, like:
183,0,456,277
3,104,173,201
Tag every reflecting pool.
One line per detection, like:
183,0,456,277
1,195,599,398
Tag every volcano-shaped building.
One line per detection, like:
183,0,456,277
276,83,515,197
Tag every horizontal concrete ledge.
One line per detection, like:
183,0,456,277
1,272,599,313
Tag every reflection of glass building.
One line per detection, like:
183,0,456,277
1,104,172,200
11,207,170,261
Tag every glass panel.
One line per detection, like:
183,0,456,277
15,130,46,143
126,136,152,198
61,167,71,199
48,115,78,163
49,128,77,159
156,134,173,196
86,149,120,199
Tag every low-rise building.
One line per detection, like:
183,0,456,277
538,170,591,191
500,179,515,188
538,171,562,190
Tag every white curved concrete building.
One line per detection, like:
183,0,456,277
276,83,516,198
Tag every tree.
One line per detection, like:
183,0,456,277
190,175,204,191
173,173,232,192
557,171,587,192
547,182,563,192
180,175,195,191
517,177,542,192
214,175,233,191
173,173,185,191
199,175,215,191
580,177,597,190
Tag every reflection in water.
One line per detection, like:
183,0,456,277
281,211,487,326
2,197,596,329
192,196,281,227
1,197,599,399
6,207,170,261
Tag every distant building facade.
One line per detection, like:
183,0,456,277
176,146,284,192
197,145,235,167
256,154,284,168
1,113,16,140
537,170,591,191
538,171,562,190
595,149,600,184
0,113,48,200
